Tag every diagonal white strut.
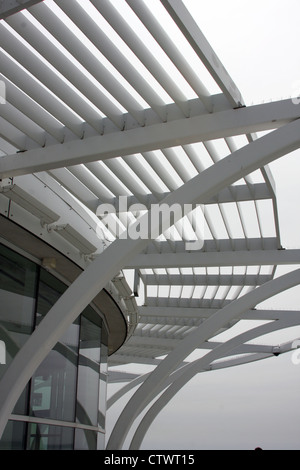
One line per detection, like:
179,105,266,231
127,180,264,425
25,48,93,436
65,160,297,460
0,119,300,438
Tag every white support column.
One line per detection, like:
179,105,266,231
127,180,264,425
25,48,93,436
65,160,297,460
107,269,300,449
0,119,300,439
129,317,300,449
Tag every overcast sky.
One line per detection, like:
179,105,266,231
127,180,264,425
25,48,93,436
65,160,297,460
106,0,300,450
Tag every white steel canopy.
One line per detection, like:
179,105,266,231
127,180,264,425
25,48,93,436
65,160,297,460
0,0,300,450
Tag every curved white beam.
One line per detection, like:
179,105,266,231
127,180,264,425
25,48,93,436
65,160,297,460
108,308,300,405
129,319,299,449
0,119,299,438
107,337,278,409
106,269,300,449
108,373,151,410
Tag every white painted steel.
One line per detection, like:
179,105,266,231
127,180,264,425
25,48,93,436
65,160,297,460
107,269,300,449
1,118,299,439
125,0,213,112
0,0,299,450
161,0,244,107
22,1,145,126
129,319,300,449
1,99,300,177
0,49,84,138
128,249,300,269
0,74,64,142
50,0,168,122
90,0,190,117
138,307,300,323
0,27,107,132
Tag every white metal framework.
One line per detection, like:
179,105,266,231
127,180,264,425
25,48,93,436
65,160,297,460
0,0,300,449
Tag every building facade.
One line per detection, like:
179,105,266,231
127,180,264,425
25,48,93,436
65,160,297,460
0,241,109,449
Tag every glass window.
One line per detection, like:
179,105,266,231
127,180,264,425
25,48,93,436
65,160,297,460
0,244,109,450
29,269,80,423
0,421,27,450
0,244,38,414
99,341,108,432
74,428,98,451
27,423,74,450
76,307,101,429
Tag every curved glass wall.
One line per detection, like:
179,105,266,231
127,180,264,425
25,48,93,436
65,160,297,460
0,243,108,450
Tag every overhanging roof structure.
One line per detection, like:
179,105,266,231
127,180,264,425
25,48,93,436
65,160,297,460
0,0,300,450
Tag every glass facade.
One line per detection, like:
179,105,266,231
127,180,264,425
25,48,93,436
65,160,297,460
0,243,108,450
